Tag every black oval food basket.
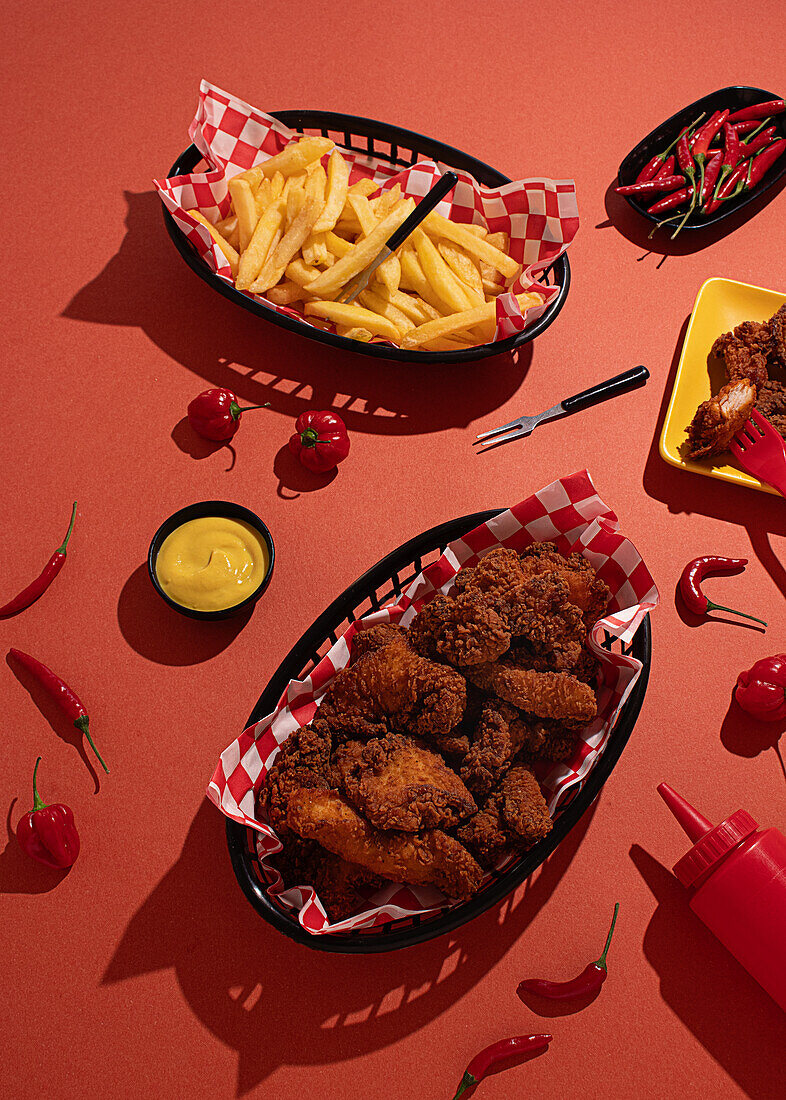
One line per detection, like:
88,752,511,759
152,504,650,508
226,510,651,953
163,110,571,363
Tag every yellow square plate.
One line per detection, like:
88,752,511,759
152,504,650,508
660,277,786,497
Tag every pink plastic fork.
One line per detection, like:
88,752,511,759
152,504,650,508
730,409,786,496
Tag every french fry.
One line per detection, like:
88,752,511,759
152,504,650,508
257,136,334,179
369,184,402,220
283,172,307,199
399,247,452,314
374,253,401,294
376,287,431,325
313,151,350,233
325,230,353,258
186,210,240,277
464,223,488,237
286,257,322,288
232,165,264,192
270,171,285,199
400,292,543,349
413,229,479,312
347,178,379,198
336,326,374,342
358,288,414,335
286,187,306,226
422,213,520,277
420,336,475,351
254,178,273,214
486,231,510,251
302,231,329,267
249,197,322,293
305,198,415,297
266,280,309,305
235,198,286,290
347,193,377,236
438,241,484,300
304,300,400,341
228,177,259,251
216,214,240,250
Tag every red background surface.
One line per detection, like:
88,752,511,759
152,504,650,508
2,2,785,1097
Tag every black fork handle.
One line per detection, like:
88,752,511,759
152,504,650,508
562,365,650,413
385,171,459,252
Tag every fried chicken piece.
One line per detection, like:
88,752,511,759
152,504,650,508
686,379,757,459
756,378,786,438
458,766,552,868
408,590,511,666
318,631,466,741
334,733,476,831
518,542,610,626
712,324,771,389
259,720,332,830
504,642,600,684
430,730,471,761
460,699,545,798
268,835,383,922
465,663,597,724
453,550,585,667
287,788,484,900
351,623,409,660
528,718,582,762
771,305,786,367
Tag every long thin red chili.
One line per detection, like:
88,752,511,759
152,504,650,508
450,1034,552,1099
517,903,620,1001
747,139,786,187
678,557,766,624
9,649,109,773
615,175,684,196
648,187,689,215
0,502,77,617
633,113,705,184
727,99,785,123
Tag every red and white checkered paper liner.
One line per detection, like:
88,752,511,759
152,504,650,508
155,81,579,345
207,471,658,936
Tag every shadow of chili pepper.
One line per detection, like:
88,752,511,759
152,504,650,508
272,443,338,499
170,417,237,471
6,651,100,794
516,982,600,1017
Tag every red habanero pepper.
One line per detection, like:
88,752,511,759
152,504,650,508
678,557,766,624
9,649,109,773
16,757,80,869
518,903,620,1001
735,655,786,722
615,174,684,196
727,99,785,123
187,388,270,441
0,501,77,617
450,1034,552,1099
648,187,689,215
288,410,350,473
747,139,786,187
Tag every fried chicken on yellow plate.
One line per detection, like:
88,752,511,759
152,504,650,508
756,378,786,438
287,787,484,900
686,378,756,459
711,322,772,389
334,733,476,831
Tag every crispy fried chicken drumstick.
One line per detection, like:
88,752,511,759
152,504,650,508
287,788,483,900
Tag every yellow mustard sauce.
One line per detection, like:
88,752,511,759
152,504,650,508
155,516,269,611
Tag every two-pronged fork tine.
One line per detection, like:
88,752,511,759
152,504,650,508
337,171,458,304
474,365,650,449
730,409,786,496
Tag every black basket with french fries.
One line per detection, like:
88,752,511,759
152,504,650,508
225,508,651,953
162,109,572,362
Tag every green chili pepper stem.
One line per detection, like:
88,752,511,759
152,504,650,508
659,113,706,159
74,716,109,774
229,402,270,421
593,902,620,971
300,427,320,449
706,601,767,626
31,756,48,812
451,1071,477,1100
742,117,772,144
55,502,78,555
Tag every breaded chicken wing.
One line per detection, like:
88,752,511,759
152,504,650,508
458,766,552,868
465,662,597,724
259,720,332,830
287,788,484,900
686,379,756,459
334,733,476,830
408,590,511,666
460,699,545,798
518,543,610,626
318,631,466,741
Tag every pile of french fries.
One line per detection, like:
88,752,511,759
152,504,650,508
187,135,543,351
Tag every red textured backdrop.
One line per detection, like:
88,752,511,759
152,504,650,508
1,2,785,1097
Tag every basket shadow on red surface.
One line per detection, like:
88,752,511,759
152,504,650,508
103,796,596,1097
630,844,785,1099
116,563,253,665
62,191,533,439
643,316,786,602
601,176,786,258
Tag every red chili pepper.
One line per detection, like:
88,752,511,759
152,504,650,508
689,111,720,150
632,113,705,184
739,125,778,159
678,557,766,623
727,99,785,123
647,187,690,214
450,1034,552,1099
735,655,786,722
288,410,350,473
747,139,786,187
517,903,620,1001
654,154,676,179
700,151,724,207
615,174,684,196
187,388,270,441
16,757,80,869
716,161,751,202
0,502,77,617
9,649,109,773
714,122,740,193
731,119,764,135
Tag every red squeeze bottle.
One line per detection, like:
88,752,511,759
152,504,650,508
658,782,786,1012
